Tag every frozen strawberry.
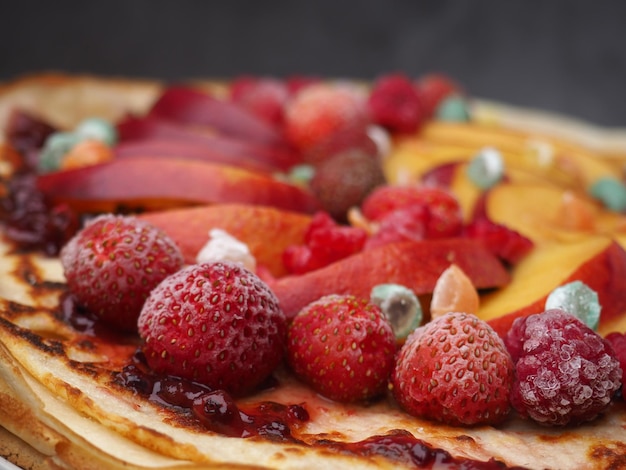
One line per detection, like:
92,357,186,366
367,73,424,134
283,212,367,274
138,261,287,396
505,309,622,426
230,76,289,126
310,148,385,221
464,218,533,265
605,332,626,396
284,83,369,152
416,73,463,118
61,215,184,332
287,294,396,402
361,185,463,239
392,312,514,426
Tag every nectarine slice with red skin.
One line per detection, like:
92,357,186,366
114,139,277,174
117,115,299,170
148,86,286,147
139,204,312,277
480,237,626,338
269,238,510,319
37,157,320,215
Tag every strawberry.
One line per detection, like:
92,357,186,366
284,83,369,152
230,76,289,126
367,73,424,134
287,294,396,402
60,215,184,332
137,261,287,396
392,312,514,426
283,212,367,274
361,185,463,239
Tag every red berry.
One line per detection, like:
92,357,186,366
392,312,514,426
310,149,385,221
60,215,184,332
230,76,289,126
284,83,369,152
505,309,622,426
287,294,396,402
138,261,287,396
416,73,463,118
365,205,427,250
367,73,424,134
361,185,462,239
605,332,626,396
283,212,367,274
304,126,378,166
464,218,533,265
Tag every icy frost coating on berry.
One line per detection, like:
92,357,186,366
505,309,622,426
196,228,256,272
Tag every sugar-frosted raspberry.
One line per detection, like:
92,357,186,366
505,309,622,426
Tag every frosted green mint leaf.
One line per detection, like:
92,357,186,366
545,281,601,331
370,284,422,341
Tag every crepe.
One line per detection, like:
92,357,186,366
0,74,625,470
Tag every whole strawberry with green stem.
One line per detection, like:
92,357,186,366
138,261,287,396
60,214,184,332
287,294,396,402
392,312,514,426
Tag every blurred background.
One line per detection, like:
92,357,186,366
2,0,625,126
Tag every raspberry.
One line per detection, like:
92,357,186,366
361,185,463,239
392,312,513,426
283,212,367,274
367,73,424,134
230,76,289,126
138,261,287,396
505,309,622,426
287,294,396,402
61,215,184,332
284,83,369,152
310,149,385,221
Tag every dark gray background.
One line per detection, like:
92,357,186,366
2,0,625,126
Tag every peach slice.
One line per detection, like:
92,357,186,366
138,204,312,277
148,86,286,147
269,238,510,319
36,157,320,214
479,236,626,337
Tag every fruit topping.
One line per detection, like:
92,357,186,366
604,332,626,396
466,147,505,190
464,218,534,265
392,312,513,426
362,185,463,239
230,76,289,126
435,95,471,122
283,211,367,274
310,148,385,221
544,281,601,330
5,109,56,165
75,117,118,146
60,138,114,170
287,294,396,402
430,264,479,319
367,73,424,134
284,83,369,153
61,215,184,332
505,309,622,426
195,228,257,272
415,73,463,119
589,176,626,212
138,261,286,396
364,205,428,249
38,131,84,172
370,283,422,342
